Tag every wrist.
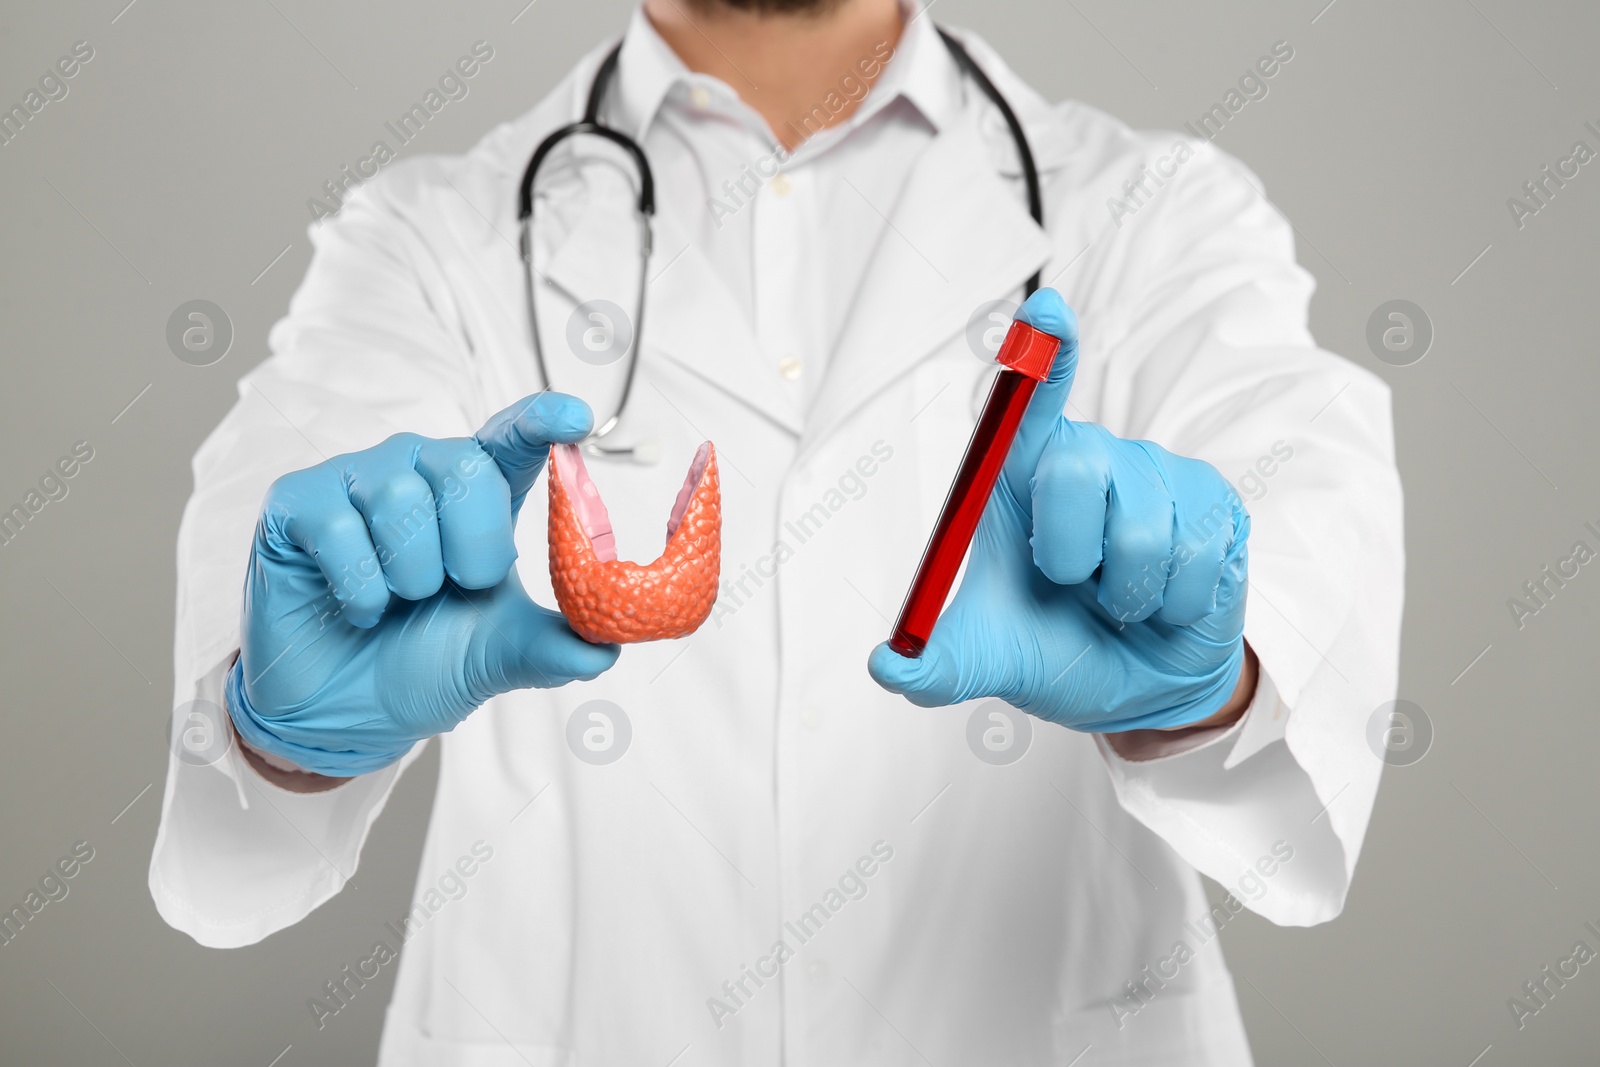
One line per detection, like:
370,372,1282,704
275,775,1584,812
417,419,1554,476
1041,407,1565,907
232,719,350,793
1103,642,1256,760
224,657,348,792
1160,641,1257,732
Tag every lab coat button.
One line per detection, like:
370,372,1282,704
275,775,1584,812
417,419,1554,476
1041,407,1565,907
688,85,711,110
778,356,803,380
770,172,792,197
801,708,820,729
807,959,830,985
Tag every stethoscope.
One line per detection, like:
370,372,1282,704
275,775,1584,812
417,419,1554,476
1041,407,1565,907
517,27,1043,463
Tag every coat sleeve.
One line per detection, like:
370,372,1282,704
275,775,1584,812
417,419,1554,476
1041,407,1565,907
1082,139,1405,927
150,160,486,947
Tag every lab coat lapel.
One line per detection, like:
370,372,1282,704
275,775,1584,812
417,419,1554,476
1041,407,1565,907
804,112,1053,453
541,195,805,436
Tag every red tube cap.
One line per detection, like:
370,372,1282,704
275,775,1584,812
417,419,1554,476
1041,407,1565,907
995,320,1061,382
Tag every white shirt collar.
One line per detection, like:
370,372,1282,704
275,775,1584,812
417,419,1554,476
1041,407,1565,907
866,2,961,132
608,0,961,149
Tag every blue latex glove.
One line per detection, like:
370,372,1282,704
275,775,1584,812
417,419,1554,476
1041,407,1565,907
868,289,1250,731
226,393,620,776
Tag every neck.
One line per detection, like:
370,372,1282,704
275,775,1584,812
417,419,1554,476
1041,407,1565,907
643,0,905,151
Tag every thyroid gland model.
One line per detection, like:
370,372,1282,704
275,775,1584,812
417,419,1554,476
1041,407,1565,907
547,442,721,644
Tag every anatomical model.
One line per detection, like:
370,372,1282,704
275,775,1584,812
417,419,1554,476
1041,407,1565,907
548,442,721,644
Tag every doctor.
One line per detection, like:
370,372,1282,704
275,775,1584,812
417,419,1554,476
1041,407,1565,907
152,0,1403,1064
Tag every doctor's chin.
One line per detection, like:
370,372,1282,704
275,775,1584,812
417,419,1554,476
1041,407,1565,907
20,0,1589,1064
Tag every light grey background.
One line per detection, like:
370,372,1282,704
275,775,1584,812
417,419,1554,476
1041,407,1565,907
1,0,1595,1063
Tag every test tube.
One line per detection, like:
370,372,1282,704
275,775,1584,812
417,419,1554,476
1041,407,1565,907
888,317,1061,658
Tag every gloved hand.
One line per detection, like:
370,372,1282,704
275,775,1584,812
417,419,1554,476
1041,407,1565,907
868,289,1250,732
225,392,620,776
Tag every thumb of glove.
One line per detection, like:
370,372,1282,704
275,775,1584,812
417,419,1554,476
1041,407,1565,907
866,638,972,708
474,391,594,514
459,572,621,700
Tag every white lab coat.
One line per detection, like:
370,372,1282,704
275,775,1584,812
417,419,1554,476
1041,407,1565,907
150,22,1403,1067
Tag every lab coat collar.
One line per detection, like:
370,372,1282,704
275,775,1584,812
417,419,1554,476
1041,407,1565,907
801,105,1054,455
